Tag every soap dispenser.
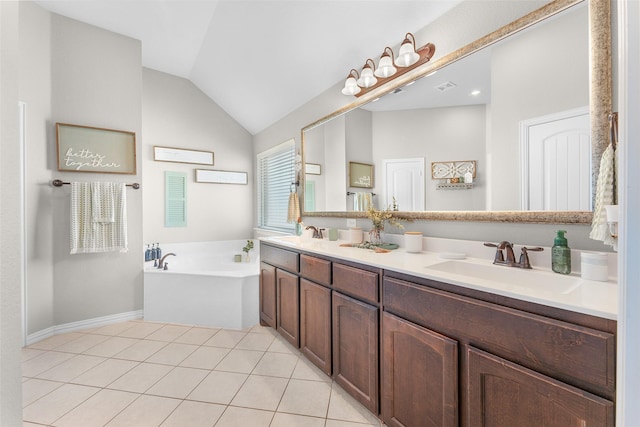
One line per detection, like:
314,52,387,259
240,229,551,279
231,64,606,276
552,230,571,274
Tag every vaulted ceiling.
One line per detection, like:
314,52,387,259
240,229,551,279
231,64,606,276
34,1,461,134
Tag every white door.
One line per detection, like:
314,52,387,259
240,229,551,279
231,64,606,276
520,107,591,211
383,158,425,211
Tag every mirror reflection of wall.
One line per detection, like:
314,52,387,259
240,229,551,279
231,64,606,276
303,2,588,214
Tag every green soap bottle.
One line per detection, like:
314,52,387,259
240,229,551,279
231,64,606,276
552,230,571,274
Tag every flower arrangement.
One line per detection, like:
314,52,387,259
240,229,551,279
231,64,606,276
365,195,403,243
242,240,254,261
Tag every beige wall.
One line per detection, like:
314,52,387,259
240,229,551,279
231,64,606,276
142,68,254,243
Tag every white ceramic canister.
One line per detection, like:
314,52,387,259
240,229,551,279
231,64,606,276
404,231,423,253
349,227,363,244
581,252,609,282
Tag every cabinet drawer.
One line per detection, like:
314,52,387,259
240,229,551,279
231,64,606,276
261,244,299,273
333,263,378,304
300,254,331,286
383,276,615,400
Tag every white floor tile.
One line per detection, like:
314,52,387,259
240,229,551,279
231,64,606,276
52,333,110,354
179,345,230,370
230,375,288,411
117,322,165,339
145,342,198,365
146,366,209,399
22,383,100,425
291,357,332,383
86,321,138,336
71,359,139,388
113,339,168,362
52,388,139,427
271,412,326,427
105,394,181,427
187,370,248,404
22,348,47,362
160,400,225,426
235,333,276,351
27,333,84,351
22,378,64,407
214,349,264,374
174,327,220,345
22,351,75,378
278,379,331,418
327,383,380,425
36,354,106,383
214,406,273,427
267,336,300,355
145,324,191,342
107,362,173,393
252,352,299,378
82,336,139,358
203,329,247,348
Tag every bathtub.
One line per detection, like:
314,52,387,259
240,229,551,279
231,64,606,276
143,240,260,330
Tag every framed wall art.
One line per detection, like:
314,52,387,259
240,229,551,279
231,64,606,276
154,146,214,165
349,162,374,188
56,123,136,174
195,169,248,185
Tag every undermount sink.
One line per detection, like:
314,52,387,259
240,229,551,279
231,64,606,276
425,260,582,295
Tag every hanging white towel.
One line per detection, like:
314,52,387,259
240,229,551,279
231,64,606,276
287,192,300,223
590,143,617,249
353,192,368,212
70,182,128,254
91,182,117,223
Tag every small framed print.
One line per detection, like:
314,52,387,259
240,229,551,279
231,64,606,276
154,146,214,165
195,169,248,185
57,123,136,174
305,163,321,175
349,162,374,188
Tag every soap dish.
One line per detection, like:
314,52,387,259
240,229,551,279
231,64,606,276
438,252,467,260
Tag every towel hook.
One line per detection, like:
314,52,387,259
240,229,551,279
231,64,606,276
609,112,618,150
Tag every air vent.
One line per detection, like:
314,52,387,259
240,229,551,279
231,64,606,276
435,81,457,92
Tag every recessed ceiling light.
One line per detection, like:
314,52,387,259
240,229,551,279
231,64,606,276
470,90,481,96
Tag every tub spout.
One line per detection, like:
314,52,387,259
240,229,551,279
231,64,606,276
158,253,176,269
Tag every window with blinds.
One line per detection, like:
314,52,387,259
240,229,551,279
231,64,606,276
257,139,296,233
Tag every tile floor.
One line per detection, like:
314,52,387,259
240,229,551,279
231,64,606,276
22,320,384,427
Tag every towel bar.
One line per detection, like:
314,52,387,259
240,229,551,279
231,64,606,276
51,179,140,189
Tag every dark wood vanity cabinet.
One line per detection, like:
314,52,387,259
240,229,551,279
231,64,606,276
300,278,332,375
466,346,614,427
333,291,379,414
381,311,458,427
382,274,616,427
259,262,277,328
276,268,299,347
260,242,616,427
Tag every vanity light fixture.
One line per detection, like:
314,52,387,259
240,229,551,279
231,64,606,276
395,33,420,67
342,33,435,98
374,47,397,78
341,69,361,95
357,59,378,88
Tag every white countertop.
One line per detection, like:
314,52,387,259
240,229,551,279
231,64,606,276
260,235,618,320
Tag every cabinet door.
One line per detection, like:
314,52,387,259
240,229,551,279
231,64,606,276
332,291,378,414
259,262,277,328
466,346,614,427
300,279,332,375
381,312,458,427
276,269,300,348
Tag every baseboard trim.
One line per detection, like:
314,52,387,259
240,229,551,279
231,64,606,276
26,310,144,346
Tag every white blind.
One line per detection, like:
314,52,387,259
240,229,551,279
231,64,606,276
257,140,295,233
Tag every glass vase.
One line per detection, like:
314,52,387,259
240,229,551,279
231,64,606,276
369,228,383,245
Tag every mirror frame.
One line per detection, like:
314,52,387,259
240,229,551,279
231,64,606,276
300,0,611,224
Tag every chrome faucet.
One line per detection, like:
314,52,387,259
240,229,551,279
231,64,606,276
484,242,543,269
157,253,176,269
305,226,323,239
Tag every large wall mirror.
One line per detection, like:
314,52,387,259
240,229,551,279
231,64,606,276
301,0,611,223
